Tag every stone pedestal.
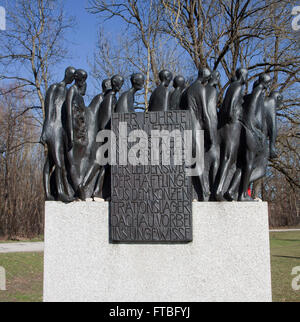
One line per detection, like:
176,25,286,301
43,201,272,302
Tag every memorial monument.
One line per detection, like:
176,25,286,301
43,64,277,301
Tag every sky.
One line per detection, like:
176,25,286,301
56,0,98,77
0,0,122,96
56,0,126,96
1,0,298,98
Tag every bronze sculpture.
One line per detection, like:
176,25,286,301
41,65,279,203
238,74,272,201
115,73,144,113
40,66,76,203
249,90,280,183
205,70,221,199
180,68,211,201
86,79,112,199
215,68,248,201
148,70,173,112
78,74,124,201
169,75,186,110
65,69,88,197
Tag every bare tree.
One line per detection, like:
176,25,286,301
265,124,300,227
0,0,75,119
0,87,44,238
0,0,75,238
88,0,189,110
90,28,189,109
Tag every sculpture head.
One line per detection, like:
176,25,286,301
209,70,220,87
259,74,272,89
131,73,145,90
173,75,186,89
111,74,124,92
235,68,248,85
74,69,88,96
102,79,112,93
64,66,76,85
159,70,173,87
270,91,283,108
198,68,211,84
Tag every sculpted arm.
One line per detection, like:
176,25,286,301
165,90,171,111
179,91,188,110
66,87,75,148
44,86,54,123
40,85,55,144
201,89,214,144
228,90,240,122
89,94,103,111
115,93,126,113
99,95,113,130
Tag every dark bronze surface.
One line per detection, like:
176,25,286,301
110,111,193,243
41,67,279,206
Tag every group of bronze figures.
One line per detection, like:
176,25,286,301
41,66,280,203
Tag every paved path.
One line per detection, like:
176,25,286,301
0,242,44,253
0,229,299,253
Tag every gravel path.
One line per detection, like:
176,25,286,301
0,242,44,253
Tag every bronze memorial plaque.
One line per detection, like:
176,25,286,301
110,111,193,243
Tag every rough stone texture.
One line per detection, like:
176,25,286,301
43,201,272,302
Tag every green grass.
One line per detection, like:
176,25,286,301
0,236,44,243
0,252,43,302
270,231,300,302
0,232,299,302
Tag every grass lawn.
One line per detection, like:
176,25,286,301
270,231,300,302
0,236,44,243
0,231,299,302
0,252,43,302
